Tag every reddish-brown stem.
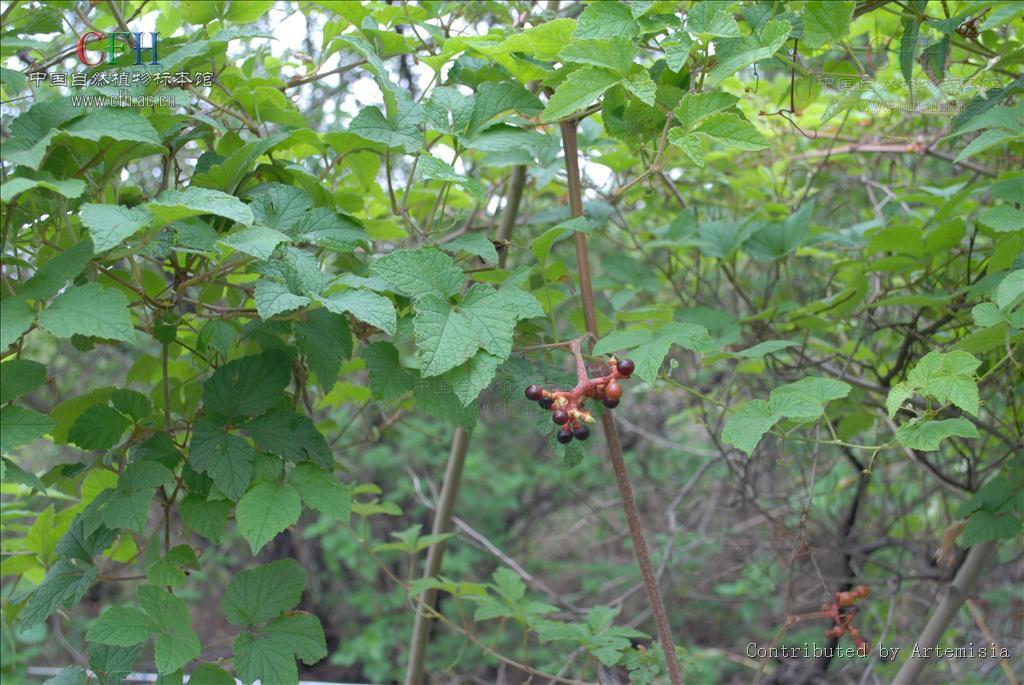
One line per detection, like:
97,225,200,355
559,119,685,685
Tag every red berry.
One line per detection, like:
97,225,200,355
538,397,554,409
525,384,543,401
603,397,619,409
552,408,570,425
617,359,635,376
557,428,573,444
605,381,622,400
573,424,590,441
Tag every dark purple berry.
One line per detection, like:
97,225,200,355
525,384,543,401
603,397,619,409
538,397,554,409
552,408,570,425
557,428,573,444
617,359,635,377
573,424,590,441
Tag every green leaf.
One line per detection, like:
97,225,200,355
494,18,576,59
0,297,34,349
264,612,327,665
254,280,311,319
801,1,855,48
624,70,657,107
663,34,695,71
769,377,851,421
233,632,298,685
146,187,254,228
187,664,235,685
675,92,739,130
137,586,200,674
289,463,351,523
722,399,778,456
64,108,161,146
467,82,543,135
220,226,290,259
995,270,1024,311
542,67,622,123
87,643,140,685
687,1,741,36
413,294,479,377
418,155,485,200
1,359,46,404
573,1,638,40
67,404,129,450
154,627,201,674
147,545,200,589
348,105,422,150
905,350,981,415
295,309,351,390
87,607,157,646
558,37,637,76
102,488,155,532
744,203,813,261
1,175,85,203
886,381,914,419
694,113,769,150
202,350,291,419
962,511,1023,546
321,289,397,335
38,284,135,342
731,340,798,359
954,129,1016,163
667,130,705,167
188,422,255,501
708,20,791,85
222,558,307,627
632,322,716,383
180,495,232,543
371,248,464,300
895,418,980,451
80,204,150,253
111,389,151,423
594,329,653,356
461,284,518,359
199,320,236,358
244,410,332,468
21,560,97,629
899,18,920,87
979,205,1024,233
20,239,93,301
236,482,302,554
443,351,501,406
1,456,46,492
361,342,415,401
444,233,499,264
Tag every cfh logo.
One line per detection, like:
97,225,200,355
76,31,160,66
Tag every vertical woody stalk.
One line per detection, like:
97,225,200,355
560,119,685,685
405,165,528,685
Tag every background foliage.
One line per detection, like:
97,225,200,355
1,1,1022,684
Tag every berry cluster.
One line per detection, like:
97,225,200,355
823,585,871,655
525,358,635,444
788,585,870,656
